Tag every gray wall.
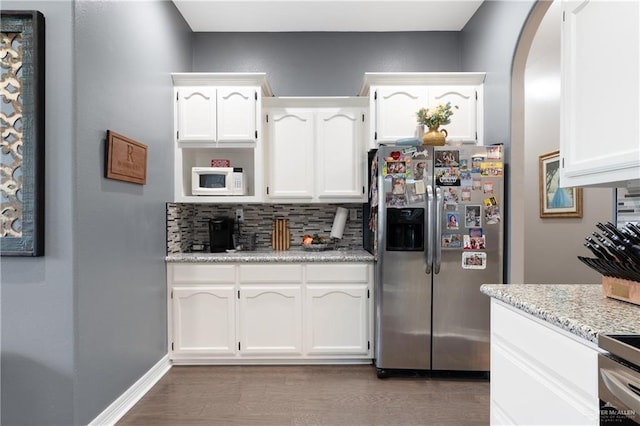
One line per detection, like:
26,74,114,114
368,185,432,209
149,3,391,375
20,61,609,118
74,1,191,423
1,2,76,425
461,0,537,146
522,0,613,284
193,32,462,95
1,1,192,425
460,0,537,282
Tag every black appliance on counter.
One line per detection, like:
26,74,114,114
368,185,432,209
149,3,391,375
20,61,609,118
209,217,235,253
599,334,640,425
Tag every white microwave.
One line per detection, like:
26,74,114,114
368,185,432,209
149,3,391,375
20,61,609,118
192,167,247,196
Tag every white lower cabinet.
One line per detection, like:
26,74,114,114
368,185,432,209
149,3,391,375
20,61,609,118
305,264,370,356
490,299,600,425
168,262,373,364
171,286,236,357
239,285,303,355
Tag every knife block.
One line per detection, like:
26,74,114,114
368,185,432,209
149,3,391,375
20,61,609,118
602,276,640,306
271,218,290,251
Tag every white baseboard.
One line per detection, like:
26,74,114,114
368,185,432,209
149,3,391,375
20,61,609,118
89,355,171,426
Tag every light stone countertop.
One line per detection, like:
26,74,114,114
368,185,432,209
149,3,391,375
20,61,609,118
166,248,374,263
480,283,640,344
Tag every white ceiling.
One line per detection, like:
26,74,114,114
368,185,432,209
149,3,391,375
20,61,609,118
171,0,485,32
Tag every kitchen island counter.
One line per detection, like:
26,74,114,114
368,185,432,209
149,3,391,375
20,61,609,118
166,248,374,263
480,283,640,344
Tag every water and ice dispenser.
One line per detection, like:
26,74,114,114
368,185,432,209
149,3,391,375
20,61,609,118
386,208,424,251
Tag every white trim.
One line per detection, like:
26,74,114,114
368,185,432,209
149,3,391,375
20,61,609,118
88,355,171,426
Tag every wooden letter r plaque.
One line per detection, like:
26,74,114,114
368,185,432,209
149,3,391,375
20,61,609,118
105,130,148,185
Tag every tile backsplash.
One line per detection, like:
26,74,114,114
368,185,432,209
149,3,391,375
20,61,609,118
167,203,364,253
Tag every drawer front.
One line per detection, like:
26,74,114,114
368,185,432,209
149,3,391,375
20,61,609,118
306,263,369,283
238,264,303,283
170,264,236,283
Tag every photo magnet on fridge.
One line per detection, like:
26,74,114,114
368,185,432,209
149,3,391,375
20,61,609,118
442,234,462,248
435,150,460,167
487,145,503,160
461,187,472,202
406,181,425,204
446,212,460,230
460,172,472,187
462,252,487,270
463,235,486,250
485,205,501,224
481,162,503,177
436,167,461,186
471,156,485,173
465,205,482,228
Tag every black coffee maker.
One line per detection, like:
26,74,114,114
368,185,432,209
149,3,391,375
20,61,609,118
209,217,235,253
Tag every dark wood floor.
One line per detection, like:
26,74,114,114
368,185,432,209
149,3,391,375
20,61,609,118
116,364,489,425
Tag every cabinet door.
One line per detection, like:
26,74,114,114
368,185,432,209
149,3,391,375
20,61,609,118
238,285,303,355
305,284,370,355
374,86,427,143
428,86,478,143
560,0,640,187
177,87,217,142
267,109,314,199
315,108,365,200
217,87,257,143
171,286,236,357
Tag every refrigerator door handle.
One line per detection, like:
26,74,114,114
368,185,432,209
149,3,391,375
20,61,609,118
425,185,434,274
434,187,443,274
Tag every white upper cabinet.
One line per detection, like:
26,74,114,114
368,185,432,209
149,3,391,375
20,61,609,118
177,87,217,142
374,86,427,143
428,86,478,143
359,73,485,149
264,97,367,203
560,0,640,187
315,108,364,199
177,86,257,144
217,87,258,142
266,108,315,200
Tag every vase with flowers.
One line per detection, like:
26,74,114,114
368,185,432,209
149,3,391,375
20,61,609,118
416,102,458,146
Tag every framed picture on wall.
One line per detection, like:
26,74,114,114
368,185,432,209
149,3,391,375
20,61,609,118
1,11,46,256
539,150,583,218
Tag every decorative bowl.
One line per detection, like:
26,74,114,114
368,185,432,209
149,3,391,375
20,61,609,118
302,243,329,251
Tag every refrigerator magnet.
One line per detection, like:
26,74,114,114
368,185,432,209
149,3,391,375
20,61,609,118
384,160,407,177
406,182,425,204
442,234,462,248
435,150,460,167
462,252,487,269
483,181,494,194
471,156,485,173
385,193,407,208
487,145,502,160
465,205,482,228
472,178,482,191
412,160,427,181
484,196,499,207
481,162,503,177
446,212,459,230
444,187,459,204
461,187,472,202
463,235,486,250
485,205,501,224
460,158,468,171
392,177,406,195
468,227,483,237
461,172,472,187
436,167,461,186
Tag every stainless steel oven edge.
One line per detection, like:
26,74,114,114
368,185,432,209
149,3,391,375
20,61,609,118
598,334,640,425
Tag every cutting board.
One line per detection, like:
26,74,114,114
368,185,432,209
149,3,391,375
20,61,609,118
271,218,290,251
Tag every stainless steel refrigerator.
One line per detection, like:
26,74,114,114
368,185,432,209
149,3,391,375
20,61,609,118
367,144,504,377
